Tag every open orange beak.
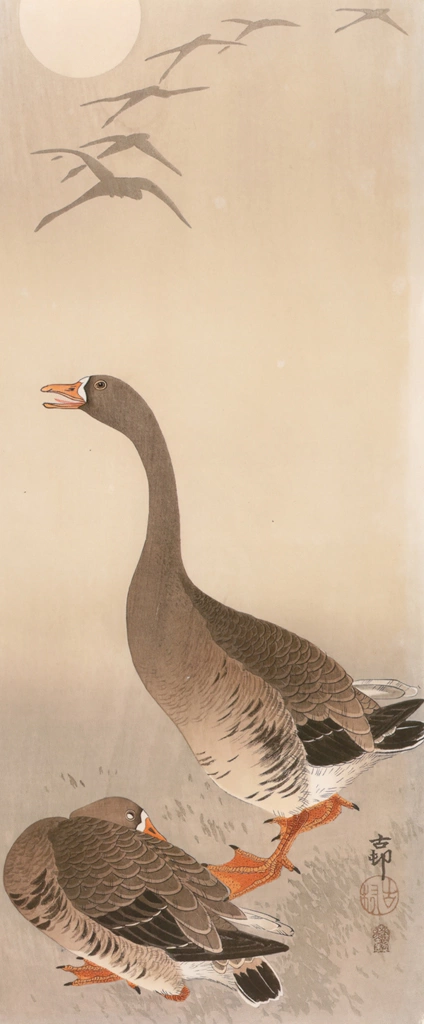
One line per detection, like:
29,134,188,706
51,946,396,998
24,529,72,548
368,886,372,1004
41,377,89,409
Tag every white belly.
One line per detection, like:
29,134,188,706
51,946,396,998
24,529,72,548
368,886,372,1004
306,749,397,805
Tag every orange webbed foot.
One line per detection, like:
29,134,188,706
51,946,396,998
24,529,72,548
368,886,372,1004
208,794,359,900
208,837,298,899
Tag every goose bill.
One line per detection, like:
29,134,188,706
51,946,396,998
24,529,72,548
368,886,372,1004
137,815,166,841
41,377,89,409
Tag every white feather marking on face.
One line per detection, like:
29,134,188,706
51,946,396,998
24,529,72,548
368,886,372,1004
78,377,90,401
136,810,148,832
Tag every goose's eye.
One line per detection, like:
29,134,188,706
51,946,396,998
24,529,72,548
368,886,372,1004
94,380,107,390
126,810,135,820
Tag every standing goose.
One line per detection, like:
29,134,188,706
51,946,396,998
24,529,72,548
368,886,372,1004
41,376,424,898
4,797,290,1005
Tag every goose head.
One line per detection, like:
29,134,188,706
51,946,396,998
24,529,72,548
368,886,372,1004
41,373,182,567
41,374,149,437
70,795,165,839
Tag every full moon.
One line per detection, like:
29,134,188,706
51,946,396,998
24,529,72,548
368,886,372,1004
19,0,141,78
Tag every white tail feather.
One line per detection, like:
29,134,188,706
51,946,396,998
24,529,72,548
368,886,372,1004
355,678,418,702
238,907,293,937
181,960,235,987
181,958,282,1004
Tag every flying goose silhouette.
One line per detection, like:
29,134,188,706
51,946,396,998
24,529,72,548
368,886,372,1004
80,133,181,174
219,18,299,54
40,377,424,899
4,796,290,1005
60,134,182,184
335,8,408,34
32,149,190,231
81,85,209,129
145,34,246,83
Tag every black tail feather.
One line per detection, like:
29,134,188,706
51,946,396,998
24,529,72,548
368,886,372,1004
299,698,424,766
369,699,424,741
375,720,424,751
234,959,281,1004
170,929,288,963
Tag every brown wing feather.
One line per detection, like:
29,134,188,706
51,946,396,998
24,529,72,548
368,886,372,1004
186,583,373,751
354,687,380,714
49,817,244,954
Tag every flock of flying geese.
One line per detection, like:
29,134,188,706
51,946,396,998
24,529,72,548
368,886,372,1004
32,9,408,233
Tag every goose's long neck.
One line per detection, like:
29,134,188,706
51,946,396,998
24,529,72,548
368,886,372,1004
128,396,182,573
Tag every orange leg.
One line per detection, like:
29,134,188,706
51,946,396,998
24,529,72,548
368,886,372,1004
208,794,359,899
58,959,140,992
164,986,190,1002
58,958,190,1001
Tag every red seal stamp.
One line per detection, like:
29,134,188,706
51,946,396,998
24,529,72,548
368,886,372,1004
359,875,399,916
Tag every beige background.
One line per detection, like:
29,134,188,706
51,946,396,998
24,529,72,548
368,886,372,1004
1,0,423,1021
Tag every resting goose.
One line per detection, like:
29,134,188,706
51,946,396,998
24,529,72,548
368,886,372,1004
4,797,290,1005
41,376,424,897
